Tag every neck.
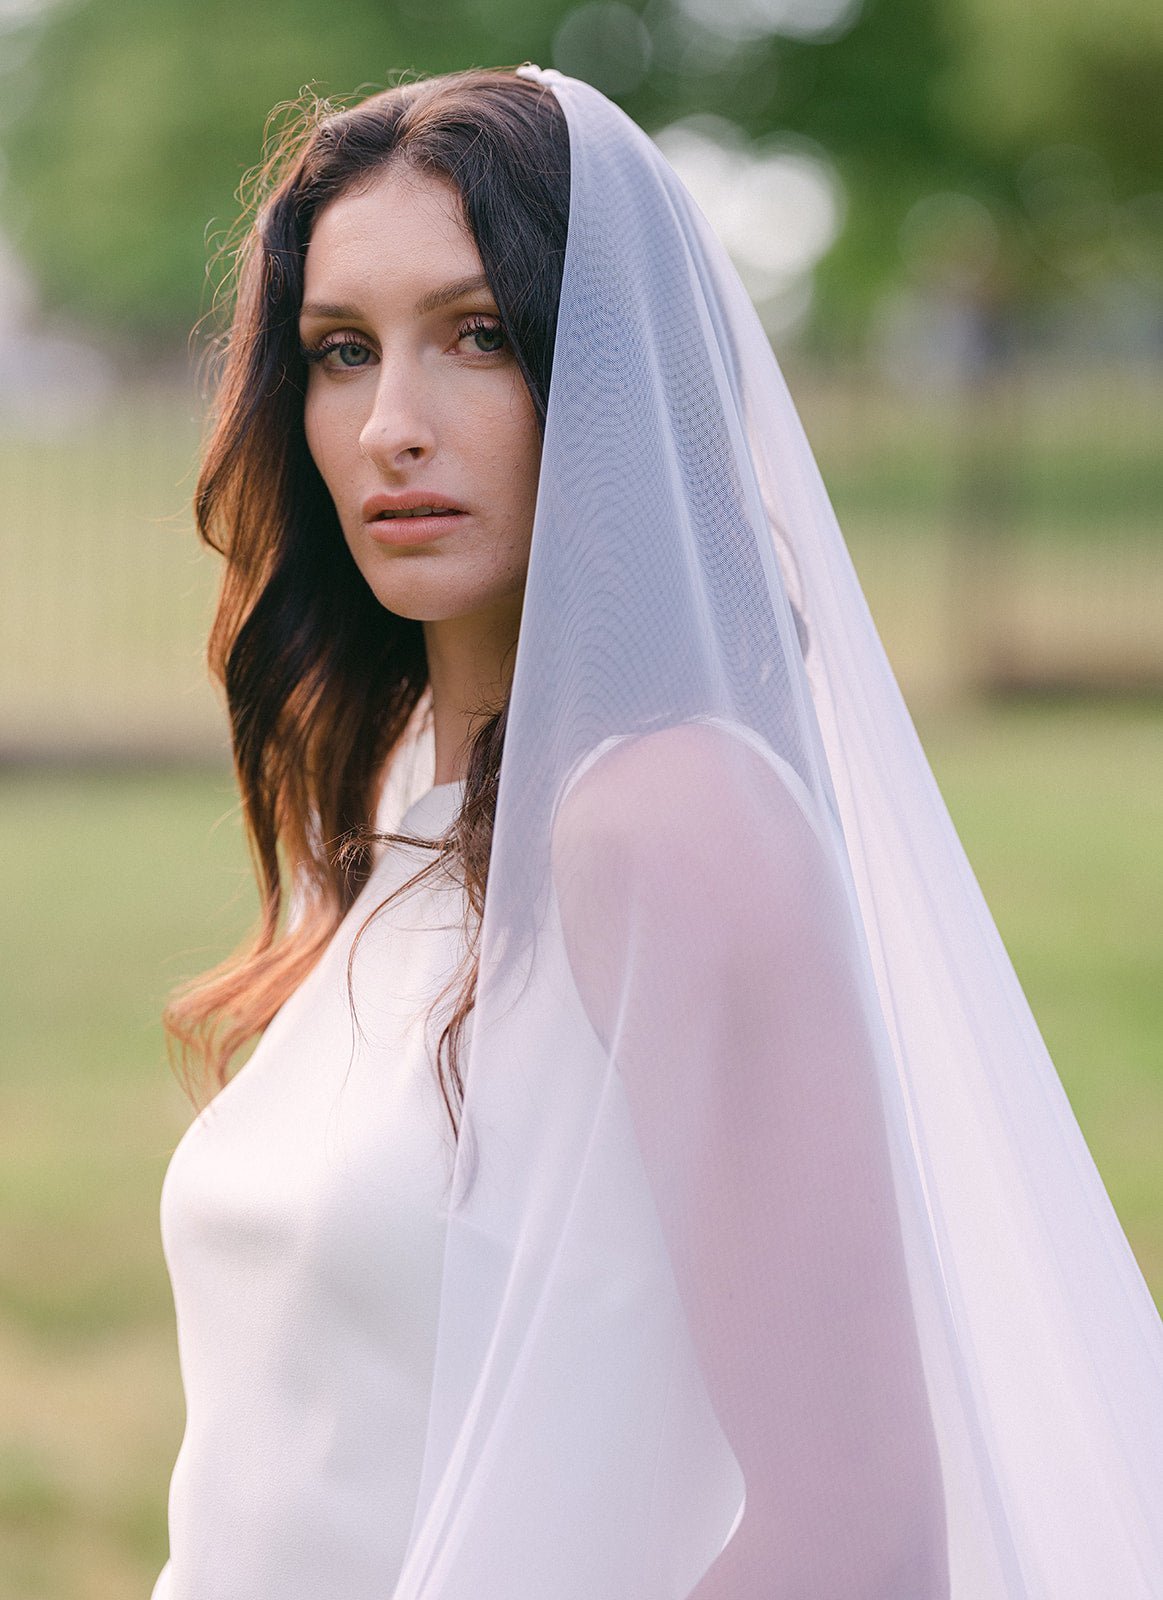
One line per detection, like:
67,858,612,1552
422,599,521,785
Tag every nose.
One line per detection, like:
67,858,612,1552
357,359,437,469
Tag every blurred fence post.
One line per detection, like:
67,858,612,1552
946,292,1026,698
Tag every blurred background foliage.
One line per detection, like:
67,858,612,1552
0,1,1160,1595
2,0,1161,349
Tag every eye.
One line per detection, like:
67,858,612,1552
459,316,507,355
300,335,375,370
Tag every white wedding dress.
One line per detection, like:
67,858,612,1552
150,777,466,1600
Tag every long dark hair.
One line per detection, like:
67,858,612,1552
164,66,570,1137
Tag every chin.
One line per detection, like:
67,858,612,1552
347,555,443,621
357,575,488,625
362,585,443,622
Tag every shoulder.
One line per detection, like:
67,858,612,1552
552,717,827,880
550,719,851,983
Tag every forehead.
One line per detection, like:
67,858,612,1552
303,164,483,302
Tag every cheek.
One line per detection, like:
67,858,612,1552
520,426,543,517
303,388,354,488
488,383,542,501
303,394,328,479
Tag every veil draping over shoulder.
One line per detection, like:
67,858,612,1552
391,64,1163,1599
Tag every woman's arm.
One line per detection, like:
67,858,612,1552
550,720,949,1599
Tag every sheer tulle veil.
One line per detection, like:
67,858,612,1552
388,63,1163,1599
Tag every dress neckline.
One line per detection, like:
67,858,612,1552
395,776,467,838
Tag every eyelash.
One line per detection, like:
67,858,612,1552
299,315,507,368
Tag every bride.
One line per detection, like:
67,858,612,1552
151,61,1163,1600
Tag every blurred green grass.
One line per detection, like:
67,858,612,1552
0,697,1160,1596
0,767,251,1599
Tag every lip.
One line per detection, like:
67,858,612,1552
361,490,469,546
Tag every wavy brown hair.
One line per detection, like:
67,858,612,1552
163,66,570,1137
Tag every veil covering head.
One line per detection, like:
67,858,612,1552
390,65,1163,1598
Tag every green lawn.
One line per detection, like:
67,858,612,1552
0,698,1160,1596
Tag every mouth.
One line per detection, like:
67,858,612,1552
364,506,468,545
371,506,467,521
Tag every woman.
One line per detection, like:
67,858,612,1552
153,62,1163,1600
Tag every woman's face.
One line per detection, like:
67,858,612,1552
300,162,542,629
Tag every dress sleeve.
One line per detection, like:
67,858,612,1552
550,719,950,1598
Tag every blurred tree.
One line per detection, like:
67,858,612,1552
629,0,974,353
0,0,1159,355
931,0,1163,314
939,0,1163,193
625,0,1163,352
0,0,568,351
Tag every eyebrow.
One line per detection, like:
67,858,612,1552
300,273,494,323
